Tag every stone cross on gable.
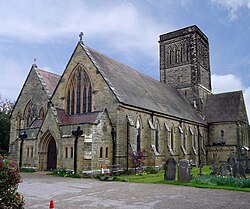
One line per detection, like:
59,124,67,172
72,126,83,136
79,32,84,42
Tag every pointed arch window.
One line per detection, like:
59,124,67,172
76,70,82,113
136,118,141,151
88,86,92,112
66,65,92,115
170,126,175,151
67,89,70,115
71,88,75,115
155,121,159,153
39,107,45,119
24,101,37,127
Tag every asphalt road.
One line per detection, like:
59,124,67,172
18,172,250,209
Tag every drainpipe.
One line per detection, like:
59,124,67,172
111,127,116,165
126,120,129,172
197,125,202,175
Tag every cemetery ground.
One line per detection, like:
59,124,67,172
114,167,250,192
19,172,250,209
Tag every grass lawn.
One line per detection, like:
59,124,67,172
114,166,250,192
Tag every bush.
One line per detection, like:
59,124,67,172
20,167,36,173
144,166,159,174
191,175,250,188
0,154,25,208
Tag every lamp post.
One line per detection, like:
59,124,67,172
72,126,83,173
19,131,27,168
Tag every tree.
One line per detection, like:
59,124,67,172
0,97,14,153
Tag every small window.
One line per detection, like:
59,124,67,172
65,147,68,158
70,147,73,158
100,147,103,158
31,147,33,158
27,147,30,157
105,147,108,158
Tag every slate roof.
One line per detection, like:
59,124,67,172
56,108,103,125
30,118,43,128
82,44,205,124
35,68,61,97
204,91,242,123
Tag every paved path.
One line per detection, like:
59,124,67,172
19,172,250,209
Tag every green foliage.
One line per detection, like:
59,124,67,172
114,166,250,192
191,175,250,188
19,167,36,173
191,165,212,177
0,154,25,208
48,169,81,178
0,97,14,152
144,166,159,174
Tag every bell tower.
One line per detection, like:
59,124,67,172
159,25,211,115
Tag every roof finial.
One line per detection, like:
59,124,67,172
33,58,37,67
79,32,84,42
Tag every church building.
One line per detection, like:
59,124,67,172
9,25,249,172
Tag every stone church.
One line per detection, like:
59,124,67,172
9,25,249,173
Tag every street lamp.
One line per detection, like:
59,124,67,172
19,131,27,168
72,126,83,173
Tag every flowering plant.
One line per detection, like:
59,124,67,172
130,150,146,173
0,155,25,208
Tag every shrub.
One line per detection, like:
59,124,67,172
20,167,36,173
130,150,146,173
0,154,25,208
144,166,159,174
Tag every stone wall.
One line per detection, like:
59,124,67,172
9,66,49,162
115,105,207,169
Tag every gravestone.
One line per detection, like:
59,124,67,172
245,157,250,174
220,163,231,177
211,159,220,175
178,159,192,183
232,162,246,178
227,154,236,166
164,158,177,180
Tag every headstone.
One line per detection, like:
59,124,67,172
211,159,220,175
220,163,231,177
227,154,236,166
164,158,177,181
232,162,246,178
178,159,192,183
245,157,250,174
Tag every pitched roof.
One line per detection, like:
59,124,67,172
30,118,43,128
35,67,61,97
56,108,103,125
204,91,243,123
82,44,205,124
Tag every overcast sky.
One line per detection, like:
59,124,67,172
1,0,250,117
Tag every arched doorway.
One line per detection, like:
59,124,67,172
39,131,57,170
47,138,57,170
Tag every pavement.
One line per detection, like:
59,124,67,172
18,172,250,209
